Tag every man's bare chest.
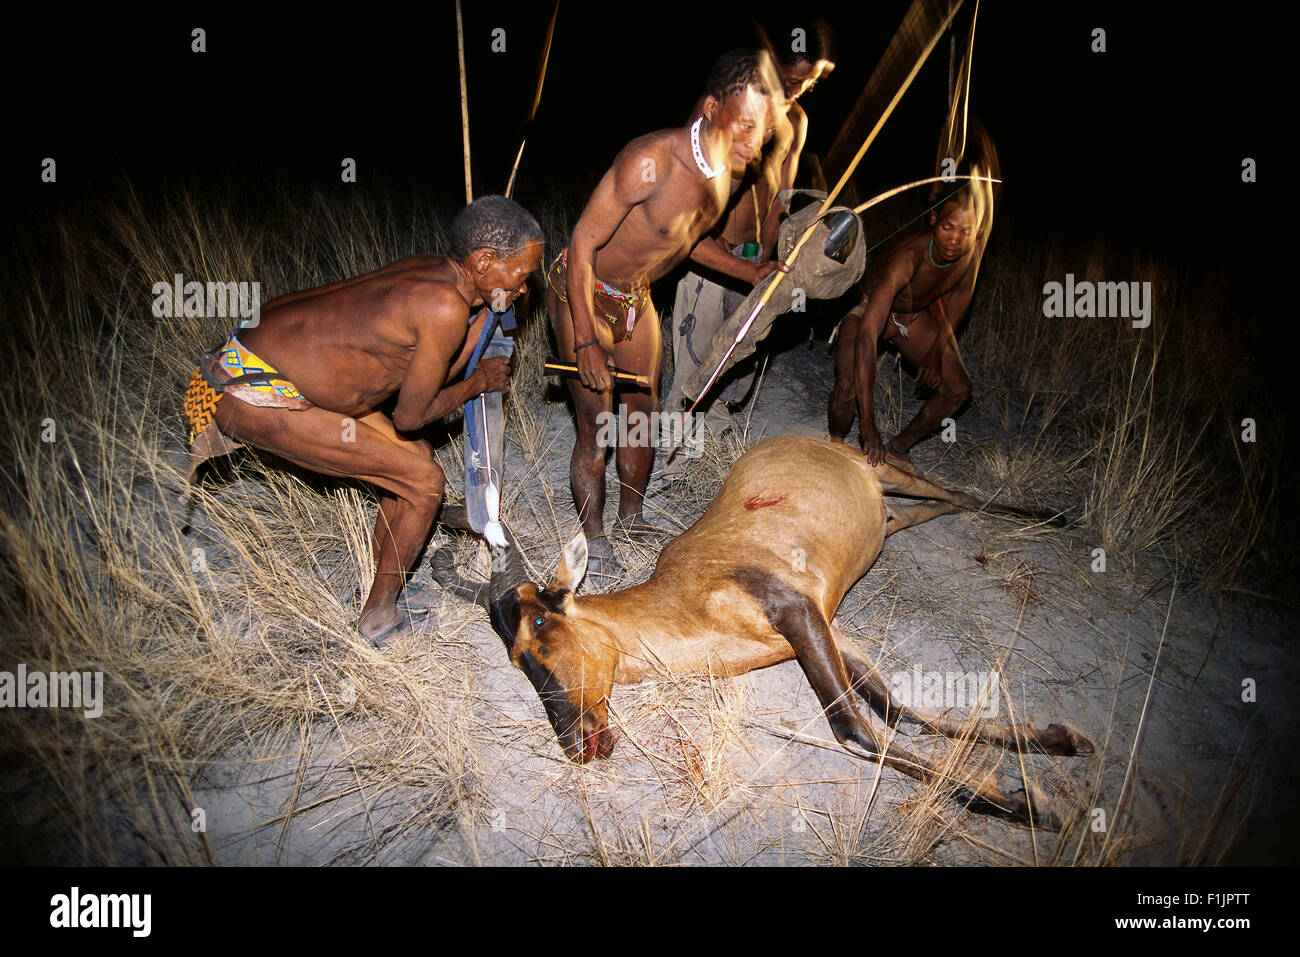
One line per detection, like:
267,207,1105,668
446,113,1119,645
639,168,727,243
894,261,971,309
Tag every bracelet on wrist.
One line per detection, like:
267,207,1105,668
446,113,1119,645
574,339,598,352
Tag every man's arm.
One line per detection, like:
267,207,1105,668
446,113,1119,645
687,173,787,283
447,307,491,379
567,136,664,391
758,107,806,257
391,290,508,431
687,236,784,284
854,256,915,464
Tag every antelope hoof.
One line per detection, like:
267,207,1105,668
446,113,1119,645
1037,723,1095,756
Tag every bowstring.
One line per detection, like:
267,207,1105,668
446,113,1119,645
863,180,974,258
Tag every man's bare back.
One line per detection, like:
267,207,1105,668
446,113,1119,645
239,254,519,427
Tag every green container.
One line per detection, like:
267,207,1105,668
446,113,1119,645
741,241,760,261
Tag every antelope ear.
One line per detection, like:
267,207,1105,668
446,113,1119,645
548,533,588,593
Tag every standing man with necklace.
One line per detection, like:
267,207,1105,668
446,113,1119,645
660,31,835,466
547,49,780,579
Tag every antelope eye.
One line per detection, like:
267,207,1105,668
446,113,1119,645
533,616,545,628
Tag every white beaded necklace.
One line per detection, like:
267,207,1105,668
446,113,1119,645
690,117,727,179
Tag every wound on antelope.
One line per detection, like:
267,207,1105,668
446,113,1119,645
745,493,788,510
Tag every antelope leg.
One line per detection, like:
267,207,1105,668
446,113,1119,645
832,625,1094,757
874,463,1069,526
734,569,1060,828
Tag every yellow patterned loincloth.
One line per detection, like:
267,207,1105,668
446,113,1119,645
183,333,312,481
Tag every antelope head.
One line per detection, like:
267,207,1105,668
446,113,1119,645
490,534,619,763
430,517,619,763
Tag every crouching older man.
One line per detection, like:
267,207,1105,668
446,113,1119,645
183,195,543,646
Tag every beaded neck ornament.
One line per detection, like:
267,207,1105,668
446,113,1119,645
690,117,727,179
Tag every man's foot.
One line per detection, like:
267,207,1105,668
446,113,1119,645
401,579,440,611
584,534,625,584
358,595,439,649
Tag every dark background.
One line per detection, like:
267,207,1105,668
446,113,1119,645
2,2,1274,303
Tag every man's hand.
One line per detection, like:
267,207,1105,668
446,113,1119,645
750,259,790,285
859,424,886,466
576,342,616,392
472,355,511,397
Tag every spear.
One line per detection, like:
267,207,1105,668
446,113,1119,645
936,0,980,187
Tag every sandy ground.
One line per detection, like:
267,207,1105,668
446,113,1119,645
188,329,1296,866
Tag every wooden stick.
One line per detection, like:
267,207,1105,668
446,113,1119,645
504,140,527,199
937,0,980,179
504,1,559,198
530,1,560,122
815,3,961,222
455,0,473,204
824,0,964,180
544,362,650,388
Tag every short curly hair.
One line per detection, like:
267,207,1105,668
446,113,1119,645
449,195,544,261
932,185,973,212
704,49,771,101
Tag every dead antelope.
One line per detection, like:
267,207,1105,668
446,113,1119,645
433,434,1092,829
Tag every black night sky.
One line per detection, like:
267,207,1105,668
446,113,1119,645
2,3,1275,318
